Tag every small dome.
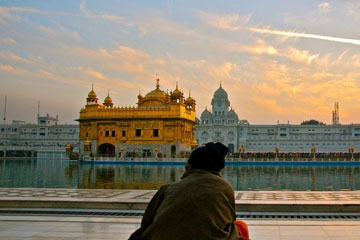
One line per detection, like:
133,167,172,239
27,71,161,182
171,82,183,98
201,108,212,119
104,95,112,104
227,109,239,120
185,96,195,104
103,90,113,107
185,91,195,105
87,84,98,104
88,88,97,99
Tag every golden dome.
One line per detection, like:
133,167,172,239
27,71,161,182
87,83,98,101
88,84,97,98
144,79,166,99
104,95,112,103
103,90,113,104
171,82,182,98
88,90,97,99
185,91,195,104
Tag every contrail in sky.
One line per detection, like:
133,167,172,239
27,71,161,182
248,27,360,46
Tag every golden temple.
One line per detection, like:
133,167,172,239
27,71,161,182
77,79,197,159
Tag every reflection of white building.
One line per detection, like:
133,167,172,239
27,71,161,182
0,114,79,158
196,84,360,153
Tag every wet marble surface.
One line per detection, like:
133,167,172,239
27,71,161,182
1,216,360,240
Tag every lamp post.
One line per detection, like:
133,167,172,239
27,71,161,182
275,146,279,160
349,146,354,160
311,146,316,160
155,147,159,161
238,145,245,160
83,138,92,161
65,143,73,159
120,147,124,160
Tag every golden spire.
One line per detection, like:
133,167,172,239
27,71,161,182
156,78,160,89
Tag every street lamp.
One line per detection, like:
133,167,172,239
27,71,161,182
120,147,124,160
155,147,159,160
311,146,316,159
238,145,245,160
349,146,354,160
275,146,279,160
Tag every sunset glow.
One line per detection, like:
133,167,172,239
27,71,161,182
1,1,360,124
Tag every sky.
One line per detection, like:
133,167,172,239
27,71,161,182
1,0,360,125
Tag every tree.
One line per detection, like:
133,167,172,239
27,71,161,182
300,119,326,125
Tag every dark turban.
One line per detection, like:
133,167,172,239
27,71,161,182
188,142,228,172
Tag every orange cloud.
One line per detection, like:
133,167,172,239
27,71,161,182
85,69,106,80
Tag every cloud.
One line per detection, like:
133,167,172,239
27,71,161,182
36,24,81,41
0,64,33,76
198,11,251,31
85,69,106,80
79,1,132,26
242,39,278,55
36,25,57,35
285,47,318,64
345,0,360,20
1,38,16,45
318,2,332,14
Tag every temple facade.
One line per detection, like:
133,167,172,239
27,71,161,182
77,79,197,159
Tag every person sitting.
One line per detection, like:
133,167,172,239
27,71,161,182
129,142,245,240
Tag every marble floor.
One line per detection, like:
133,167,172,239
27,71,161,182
1,216,360,240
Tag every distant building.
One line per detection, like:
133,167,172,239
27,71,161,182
0,114,79,158
77,79,197,159
196,84,360,153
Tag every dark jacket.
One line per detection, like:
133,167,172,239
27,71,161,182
129,169,239,240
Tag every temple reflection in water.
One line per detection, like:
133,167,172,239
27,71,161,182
1,159,359,191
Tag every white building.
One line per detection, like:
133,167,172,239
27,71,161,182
0,114,79,158
196,85,360,153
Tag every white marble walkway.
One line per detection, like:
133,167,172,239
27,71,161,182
1,216,360,240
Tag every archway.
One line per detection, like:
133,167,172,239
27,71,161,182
171,145,176,157
97,143,115,157
228,144,234,154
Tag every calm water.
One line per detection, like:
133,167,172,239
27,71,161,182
1,159,360,191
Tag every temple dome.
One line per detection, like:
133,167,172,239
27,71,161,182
185,96,195,104
104,95,112,104
171,82,183,98
213,85,228,99
88,87,97,99
138,79,167,106
201,108,212,119
227,109,239,120
145,88,166,99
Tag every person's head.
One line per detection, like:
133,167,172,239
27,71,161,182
187,142,228,172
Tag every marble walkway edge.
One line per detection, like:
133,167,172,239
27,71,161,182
1,188,360,212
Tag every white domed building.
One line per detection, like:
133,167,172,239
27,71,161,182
196,84,241,153
196,84,360,154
